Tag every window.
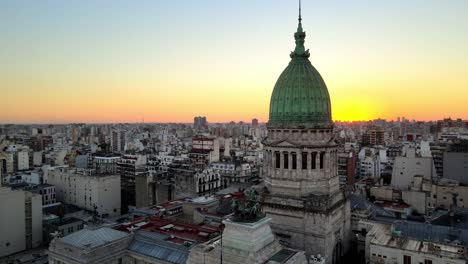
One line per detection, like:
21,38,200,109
311,152,317,169
424,259,432,264
302,152,308,169
275,152,280,169
292,153,297,169
403,255,411,264
284,153,289,169
319,152,325,169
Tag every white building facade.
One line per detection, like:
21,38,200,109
47,167,121,217
0,187,42,257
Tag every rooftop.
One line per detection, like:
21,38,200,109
267,248,298,263
128,230,191,264
393,220,468,246
431,211,468,230
115,216,222,244
50,217,83,226
191,196,217,205
350,194,396,218
369,222,466,259
60,227,130,249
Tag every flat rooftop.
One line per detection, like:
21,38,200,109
115,216,222,244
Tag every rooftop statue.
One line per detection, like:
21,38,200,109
230,189,265,223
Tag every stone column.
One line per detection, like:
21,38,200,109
272,151,276,169
324,151,329,170
265,151,270,166
297,151,302,170
316,151,321,170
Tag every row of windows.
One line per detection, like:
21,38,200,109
198,176,219,184
273,152,325,170
371,254,433,264
39,188,54,195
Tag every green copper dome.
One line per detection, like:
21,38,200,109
268,11,332,129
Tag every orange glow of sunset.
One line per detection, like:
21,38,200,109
2,1,468,123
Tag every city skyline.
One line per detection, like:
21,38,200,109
2,0,468,123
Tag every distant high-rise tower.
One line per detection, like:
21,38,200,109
194,116,208,130
252,118,259,127
261,3,351,263
111,129,126,152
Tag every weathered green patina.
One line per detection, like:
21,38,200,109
268,7,332,129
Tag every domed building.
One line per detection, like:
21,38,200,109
261,4,351,263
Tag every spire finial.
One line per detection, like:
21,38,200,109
291,0,309,58
299,0,302,22
297,0,303,33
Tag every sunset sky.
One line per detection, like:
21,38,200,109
2,0,468,123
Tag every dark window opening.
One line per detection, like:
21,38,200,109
320,152,325,169
302,152,308,169
403,255,411,264
292,153,297,169
311,152,317,169
284,153,289,169
275,152,280,169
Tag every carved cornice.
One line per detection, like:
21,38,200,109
263,140,337,149
262,192,347,214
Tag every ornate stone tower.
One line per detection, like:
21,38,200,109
261,2,351,263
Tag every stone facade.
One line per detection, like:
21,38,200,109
47,167,121,217
262,128,351,263
221,218,282,264
48,228,132,264
187,217,307,264
0,187,43,257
